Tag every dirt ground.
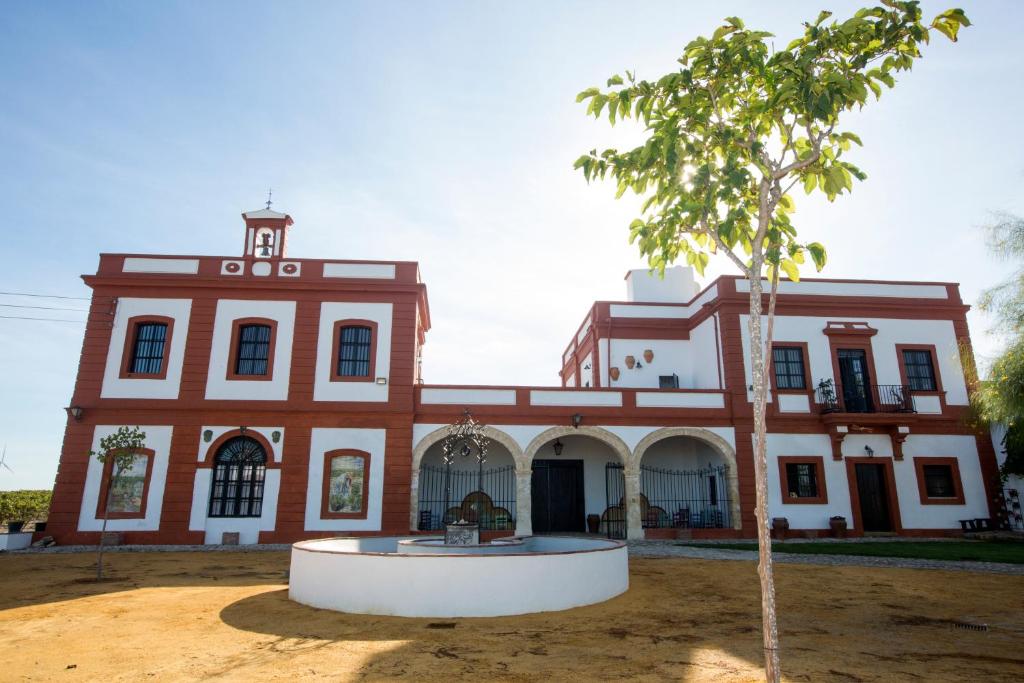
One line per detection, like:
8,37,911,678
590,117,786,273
1,551,1022,682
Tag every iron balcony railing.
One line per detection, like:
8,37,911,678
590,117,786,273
815,379,915,414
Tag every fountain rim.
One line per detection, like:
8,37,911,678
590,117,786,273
291,535,627,558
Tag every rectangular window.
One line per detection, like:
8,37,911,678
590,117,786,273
902,349,937,391
337,326,372,377
778,456,828,504
130,322,168,374
659,374,680,389
913,457,964,505
235,324,272,376
786,463,818,498
773,346,807,390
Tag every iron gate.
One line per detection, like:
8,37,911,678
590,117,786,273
604,462,626,539
605,462,732,536
417,464,516,531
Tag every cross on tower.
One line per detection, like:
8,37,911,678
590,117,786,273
265,188,273,210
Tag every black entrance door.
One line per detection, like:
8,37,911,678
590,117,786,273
532,459,584,533
838,349,873,412
855,463,892,532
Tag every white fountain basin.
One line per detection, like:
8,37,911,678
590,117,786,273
288,535,628,617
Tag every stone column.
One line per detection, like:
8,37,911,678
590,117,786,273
514,466,533,536
624,466,644,540
408,467,420,531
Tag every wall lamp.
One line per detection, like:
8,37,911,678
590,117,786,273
864,445,874,457
65,405,83,421
572,413,583,429
553,439,564,456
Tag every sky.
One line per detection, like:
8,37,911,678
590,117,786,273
2,1,1023,489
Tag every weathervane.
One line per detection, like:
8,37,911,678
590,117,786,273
265,188,273,210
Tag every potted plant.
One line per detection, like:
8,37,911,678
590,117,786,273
829,515,847,538
771,517,789,540
587,514,601,534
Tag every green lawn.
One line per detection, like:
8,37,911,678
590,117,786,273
677,540,1024,564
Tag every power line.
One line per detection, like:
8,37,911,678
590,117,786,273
0,303,88,312
0,290,90,301
0,315,86,323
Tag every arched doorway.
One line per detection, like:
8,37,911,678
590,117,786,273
208,435,268,518
411,427,520,533
633,428,741,533
523,427,633,538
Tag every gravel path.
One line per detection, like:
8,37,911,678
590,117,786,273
629,540,1024,575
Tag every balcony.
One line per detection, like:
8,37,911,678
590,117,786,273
814,379,915,414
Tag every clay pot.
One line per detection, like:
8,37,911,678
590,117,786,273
587,514,601,534
643,349,654,363
609,367,620,381
625,355,636,369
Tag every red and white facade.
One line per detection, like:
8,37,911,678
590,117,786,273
45,209,1002,545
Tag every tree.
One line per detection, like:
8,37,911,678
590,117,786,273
89,426,147,580
972,213,1024,479
573,4,969,680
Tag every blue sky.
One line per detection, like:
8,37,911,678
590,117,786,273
2,1,1023,489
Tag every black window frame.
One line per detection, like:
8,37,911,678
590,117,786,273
129,322,169,375
772,346,807,390
208,436,268,518
922,464,955,498
337,325,372,377
903,349,938,392
785,462,819,498
235,323,272,376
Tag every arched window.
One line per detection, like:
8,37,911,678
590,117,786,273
208,436,267,518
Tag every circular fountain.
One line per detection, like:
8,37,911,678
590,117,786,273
288,534,628,617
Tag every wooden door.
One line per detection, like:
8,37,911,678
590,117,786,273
838,349,873,412
531,460,584,533
855,463,892,531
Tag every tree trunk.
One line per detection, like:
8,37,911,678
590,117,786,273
748,273,781,682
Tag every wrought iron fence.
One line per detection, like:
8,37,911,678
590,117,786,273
417,464,516,531
604,462,626,539
640,464,731,529
1004,488,1023,531
814,379,915,414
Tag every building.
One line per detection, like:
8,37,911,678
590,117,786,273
45,208,1003,545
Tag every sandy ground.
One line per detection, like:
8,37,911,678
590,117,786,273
1,551,1023,682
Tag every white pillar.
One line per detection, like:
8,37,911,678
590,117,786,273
624,466,644,540
514,467,533,536
408,468,420,531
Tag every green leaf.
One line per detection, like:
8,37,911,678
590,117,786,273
576,87,599,104
806,242,827,271
780,259,800,282
607,75,624,87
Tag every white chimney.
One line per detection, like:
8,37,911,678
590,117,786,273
625,266,699,303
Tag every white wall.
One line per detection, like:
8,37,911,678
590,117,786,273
204,300,296,401
607,339,692,388
78,425,172,532
626,266,699,303
739,315,969,406
766,433,852,530
101,298,191,399
313,302,393,402
304,428,387,531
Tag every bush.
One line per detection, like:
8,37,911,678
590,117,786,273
0,490,52,523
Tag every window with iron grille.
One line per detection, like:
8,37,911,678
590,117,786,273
902,349,937,391
772,346,806,390
208,436,267,518
785,462,818,498
235,324,272,376
129,322,168,374
923,464,955,498
337,325,372,377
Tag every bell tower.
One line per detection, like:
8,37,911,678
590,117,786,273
242,202,294,259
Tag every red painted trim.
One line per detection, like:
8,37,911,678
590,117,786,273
329,319,378,382
202,429,279,468
320,449,371,519
118,315,175,380
777,456,828,504
845,456,902,534
95,447,156,519
913,456,965,505
225,317,278,381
